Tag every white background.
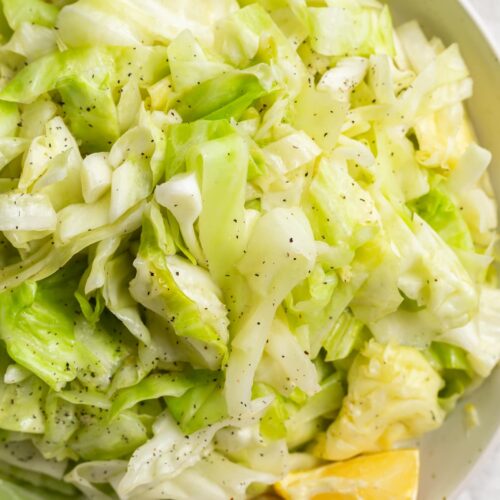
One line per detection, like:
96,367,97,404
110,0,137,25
456,1,500,499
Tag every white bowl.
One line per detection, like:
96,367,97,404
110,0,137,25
386,1,500,498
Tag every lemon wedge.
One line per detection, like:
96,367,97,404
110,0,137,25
275,449,419,500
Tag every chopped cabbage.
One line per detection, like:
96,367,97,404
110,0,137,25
308,2,394,58
0,0,496,498
321,340,445,460
439,288,500,377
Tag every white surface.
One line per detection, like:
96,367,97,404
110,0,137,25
457,3,500,499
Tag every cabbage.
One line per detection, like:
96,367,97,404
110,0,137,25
317,57,368,101
101,252,151,344
308,2,394,58
130,203,230,368
0,0,497,497
0,192,57,232
18,98,57,140
367,194,478,346
110,372,203,419
425,341,474,412
290,84,349,151
0,372,46,434
321,340,445,460
166,374,227,434
56,0,238,47
0,440,67,480
0,101,19,138
165,119,235,180
123,450,278,500
0,261,134,394
118,399,270,498
174,73,266,123
285,373,345,450
410,185,474,251
214,4,305,95
1,0,59,30
0,477,68,500
155,172,204,263
0,199,144,292
21,116,83,211
251,384,289,440
81,153,112,204
263,318,319,396
0,137,28,171
322,310,368,362
189,133,249,282
261,131,321,174
33,392,79,462
0,264,82,390
0,48,120,151
0,47,168,152
305,157,380,255
439,288,500,378
0,23,56,62
109,158,151,223
396,20,436,73
70,410,148,462
65,461,126,500
56,198,109,245
448,143,492,193
225,207,316,415
0,442,73,498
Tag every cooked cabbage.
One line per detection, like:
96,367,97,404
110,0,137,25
0,0,496,498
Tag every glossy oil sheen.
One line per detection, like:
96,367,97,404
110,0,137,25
386,1,500,499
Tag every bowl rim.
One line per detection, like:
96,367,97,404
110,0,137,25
450,1,500,498
458,0,500,60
